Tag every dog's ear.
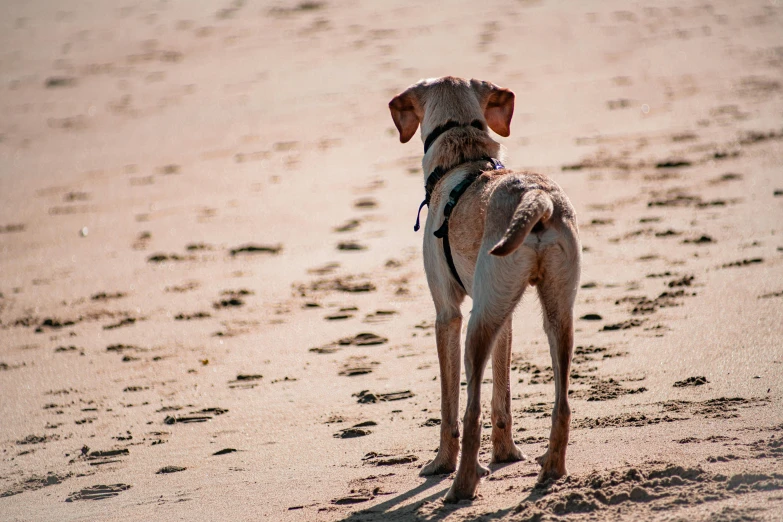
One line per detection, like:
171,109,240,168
471,80,515,137
388,90,421,143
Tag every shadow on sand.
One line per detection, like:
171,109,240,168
337,461,548,521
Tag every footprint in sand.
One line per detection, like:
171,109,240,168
667,275,694,287
310,332,388,354
601,318,645,331
573,344,626,364
228,374,262,389
682,235,714,245
708,172,743,184
147,253,191,263
0,223,25,233
214,289,252,309
132,231,151,250
661,396,769,420
363,310,397,324
676,435,735,444
35,317,79,332
673,376,709,387
156,466,186,474
163,415,208,424
174,311,211,320
307,262,340,275
54,345,84,355
340,333,388,346
331,494,374,505
1,472,72,498
103,317,139,330
229,243,282,256
185,242,213,251
574,413,681,430
106,344,147,358
325,313,351,320
91,291,126,301
325,306,356,321
63,191,89,202
65,484,131,502
337,241,367,251
334,219,361,232
334,421,377,439
570,378,647,401
361,452,418,466
123,386,148,392
339,356,379,376
720,258,763,269
615,290,690,316
16,434,59,445
80,448,130,466
157,164,180,175
353,390,414,404
165,281,200,293
164,407,228,424
353,197,378,209
655,159,692,169
298,275,376,296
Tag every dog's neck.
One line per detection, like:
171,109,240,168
421,125,503,181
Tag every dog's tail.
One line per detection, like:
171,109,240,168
489,189,553,256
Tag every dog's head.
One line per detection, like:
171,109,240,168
388,76,515,145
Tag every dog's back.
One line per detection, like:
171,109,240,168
437,166,580,296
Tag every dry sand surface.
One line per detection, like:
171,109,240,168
1,0,782,520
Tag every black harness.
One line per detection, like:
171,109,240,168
413,120,505,291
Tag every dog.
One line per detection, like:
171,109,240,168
388,77,581,502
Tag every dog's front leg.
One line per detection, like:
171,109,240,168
420,306,462,476
491,319,526,463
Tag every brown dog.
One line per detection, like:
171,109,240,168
389,77,581,502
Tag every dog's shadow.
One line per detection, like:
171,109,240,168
336,463,539,522
336,475,450,522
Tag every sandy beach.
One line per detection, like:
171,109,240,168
1,0,782,520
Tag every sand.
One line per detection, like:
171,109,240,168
1,0,782,520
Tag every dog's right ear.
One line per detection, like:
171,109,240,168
388,90,421,143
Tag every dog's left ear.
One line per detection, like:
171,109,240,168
471,80,515,137
388,90,421,143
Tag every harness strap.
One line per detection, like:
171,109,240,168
413,157,505,291
432,172,483,290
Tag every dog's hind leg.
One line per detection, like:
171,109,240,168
490,317,526,463
420,289,464,476
445,254,525,502
535,253,579,483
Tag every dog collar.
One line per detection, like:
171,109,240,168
423,119,485,154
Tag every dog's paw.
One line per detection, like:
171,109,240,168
491,443,527,464
443,479,478,504
536,450,567,483
442,463,487,503
419,457,457,476
537,466,567,484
